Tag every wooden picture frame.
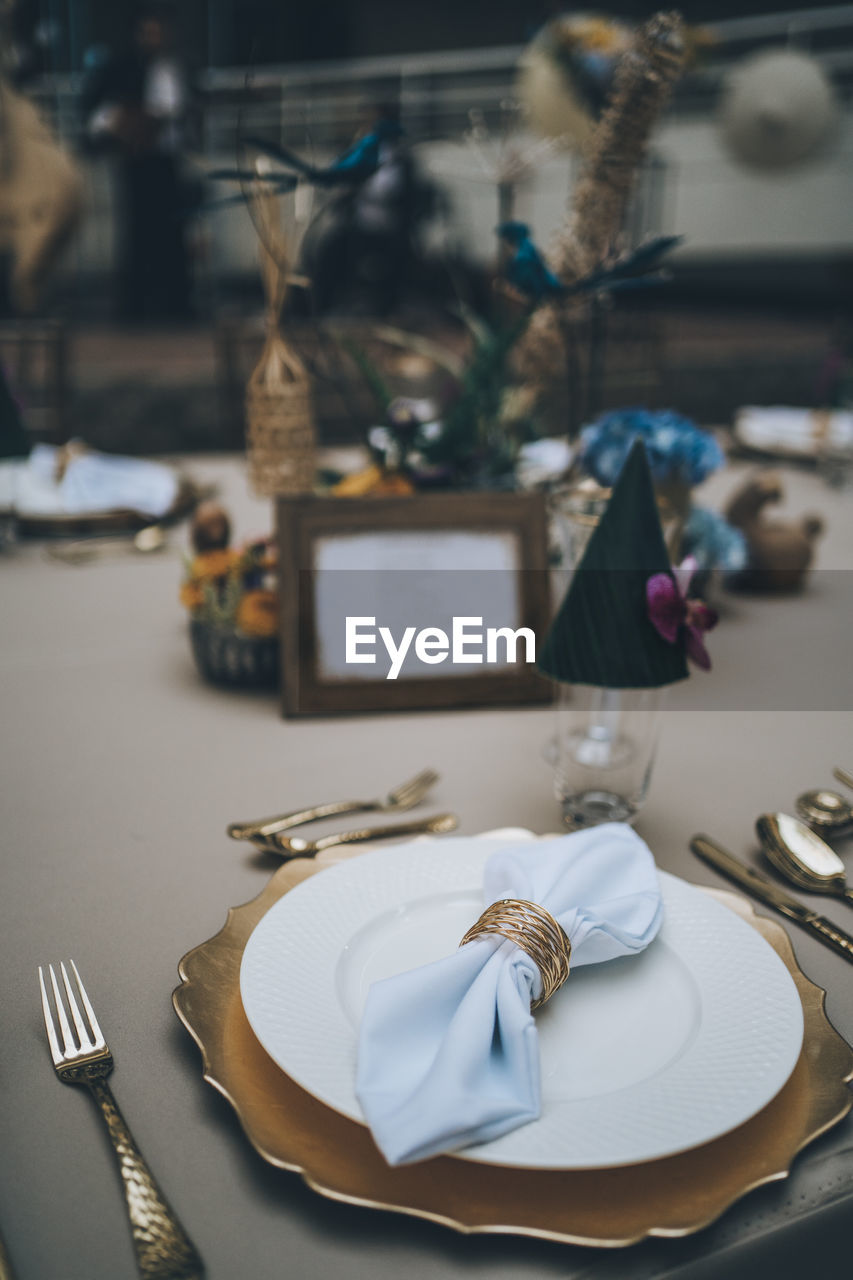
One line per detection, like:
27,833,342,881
276,492,553,716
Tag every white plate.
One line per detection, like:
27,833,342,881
240,836,804,1169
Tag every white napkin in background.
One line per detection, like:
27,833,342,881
735,406,853,453
58,450,178,516
11,444,179,517
356,824,663,1166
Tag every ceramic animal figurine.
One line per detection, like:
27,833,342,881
724,471,822,591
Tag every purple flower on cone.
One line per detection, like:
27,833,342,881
646,558,718,671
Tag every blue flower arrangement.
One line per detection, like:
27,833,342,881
580,408,724,488
682,506,747,573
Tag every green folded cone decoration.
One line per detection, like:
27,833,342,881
538,439,689,689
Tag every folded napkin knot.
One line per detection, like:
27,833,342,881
459,897,572,1010
356,827,663,1165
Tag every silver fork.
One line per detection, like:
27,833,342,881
39,961,204,1280
226,767,440,841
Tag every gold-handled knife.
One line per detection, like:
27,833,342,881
690,834,853,964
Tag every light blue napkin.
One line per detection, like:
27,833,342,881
355,825,663,1165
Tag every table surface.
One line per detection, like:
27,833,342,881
1,453,852,1280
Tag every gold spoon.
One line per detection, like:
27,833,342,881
834,767,853,792
795,787,853,833
254,812,459,859
756,812,853,907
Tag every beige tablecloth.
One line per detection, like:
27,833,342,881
0,454,851,1280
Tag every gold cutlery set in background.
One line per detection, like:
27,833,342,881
692,765,853,964
227,768,457,857
227,763,853,966
227,762,853,962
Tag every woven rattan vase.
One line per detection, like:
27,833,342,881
246,329,316,496
244,184,316,497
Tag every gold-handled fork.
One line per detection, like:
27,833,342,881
253,812,458,859
227,767,440,842
39,961,204,1280
0,1226,18,1280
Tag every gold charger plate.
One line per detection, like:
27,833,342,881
173,847,853,1247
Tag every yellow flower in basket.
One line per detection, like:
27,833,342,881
180,581,204,611
236,589,279,638
190,548,241,582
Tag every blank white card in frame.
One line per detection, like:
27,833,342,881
312,529,523,682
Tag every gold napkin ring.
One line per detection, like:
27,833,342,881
459,899,572,1010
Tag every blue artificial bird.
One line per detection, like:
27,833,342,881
245,117,404,187
497,224,683,305
497,221,566,303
